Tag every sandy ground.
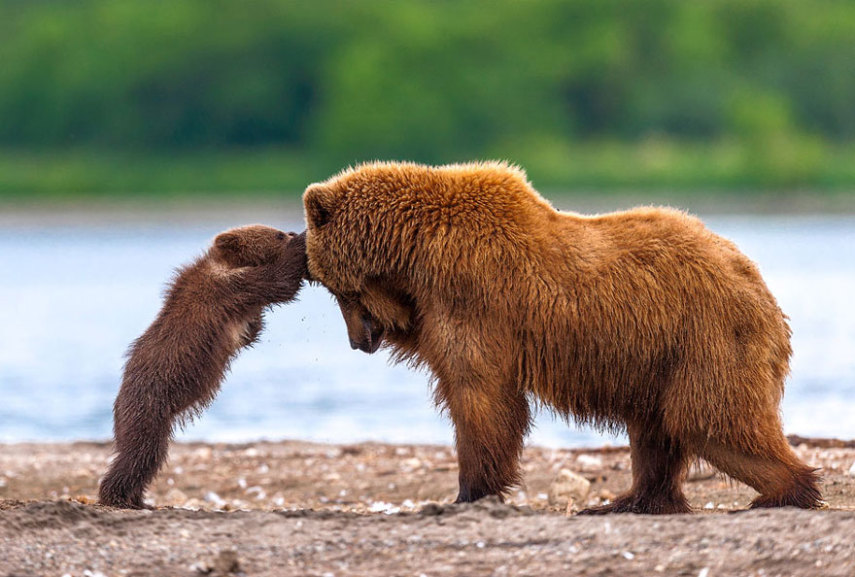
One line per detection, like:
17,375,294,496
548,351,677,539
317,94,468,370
1,438,854,576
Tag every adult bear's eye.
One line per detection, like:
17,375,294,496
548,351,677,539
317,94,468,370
276,232,287,241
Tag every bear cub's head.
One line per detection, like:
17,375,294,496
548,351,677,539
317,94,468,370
212,224,304,269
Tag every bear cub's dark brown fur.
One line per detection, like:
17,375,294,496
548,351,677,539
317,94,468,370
98,225,307,509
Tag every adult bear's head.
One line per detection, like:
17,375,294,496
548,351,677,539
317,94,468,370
302,160,541,355
303,163,422,354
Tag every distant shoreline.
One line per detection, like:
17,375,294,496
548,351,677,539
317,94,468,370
0,197,306,229
3,191,855,229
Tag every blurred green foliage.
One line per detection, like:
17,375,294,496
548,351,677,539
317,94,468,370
1,0,854,196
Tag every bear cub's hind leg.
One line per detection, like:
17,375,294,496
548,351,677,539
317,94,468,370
98,400,173,509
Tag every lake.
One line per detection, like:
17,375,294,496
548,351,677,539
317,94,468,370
1,209,853,447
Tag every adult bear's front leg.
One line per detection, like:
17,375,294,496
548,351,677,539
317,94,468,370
441,382,531,503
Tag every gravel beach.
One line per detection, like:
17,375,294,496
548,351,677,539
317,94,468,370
1,438,854,576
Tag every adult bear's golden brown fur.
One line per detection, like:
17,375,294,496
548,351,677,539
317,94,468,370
303,161,822,514
99,225,307,509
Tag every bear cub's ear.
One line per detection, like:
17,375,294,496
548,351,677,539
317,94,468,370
304,183,335,229
214,231,243,256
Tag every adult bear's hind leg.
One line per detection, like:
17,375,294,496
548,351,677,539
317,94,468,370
579,423,691,515
442,383,531,503
697,431,823,510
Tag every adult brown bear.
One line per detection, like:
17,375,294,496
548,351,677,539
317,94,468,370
303,161,822,514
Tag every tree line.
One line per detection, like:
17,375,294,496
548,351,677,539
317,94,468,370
1,0,853,191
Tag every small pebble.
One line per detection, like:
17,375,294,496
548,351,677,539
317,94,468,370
194,447,212,459
164,488,188,506
548,469,591,507
402,457,422,470
181,498,203,510
369,501,400,514
204,491,226,508
576,454,603,470
564,499,576,516
213,549,241,574
246,486,266,499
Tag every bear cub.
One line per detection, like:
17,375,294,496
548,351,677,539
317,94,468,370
99,225,307,509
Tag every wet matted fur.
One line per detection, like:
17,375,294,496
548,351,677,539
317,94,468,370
304,161,822,513
99,226,307,509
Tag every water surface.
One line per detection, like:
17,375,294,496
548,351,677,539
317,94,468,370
0,213,853,447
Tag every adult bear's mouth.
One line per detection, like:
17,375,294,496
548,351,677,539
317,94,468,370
335,293,386,354
352,315,385,354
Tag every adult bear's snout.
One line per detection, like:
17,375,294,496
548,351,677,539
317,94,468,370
351,316,385,354
341,303,385,354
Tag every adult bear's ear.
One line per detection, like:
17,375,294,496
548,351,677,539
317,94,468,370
304,183,336,229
